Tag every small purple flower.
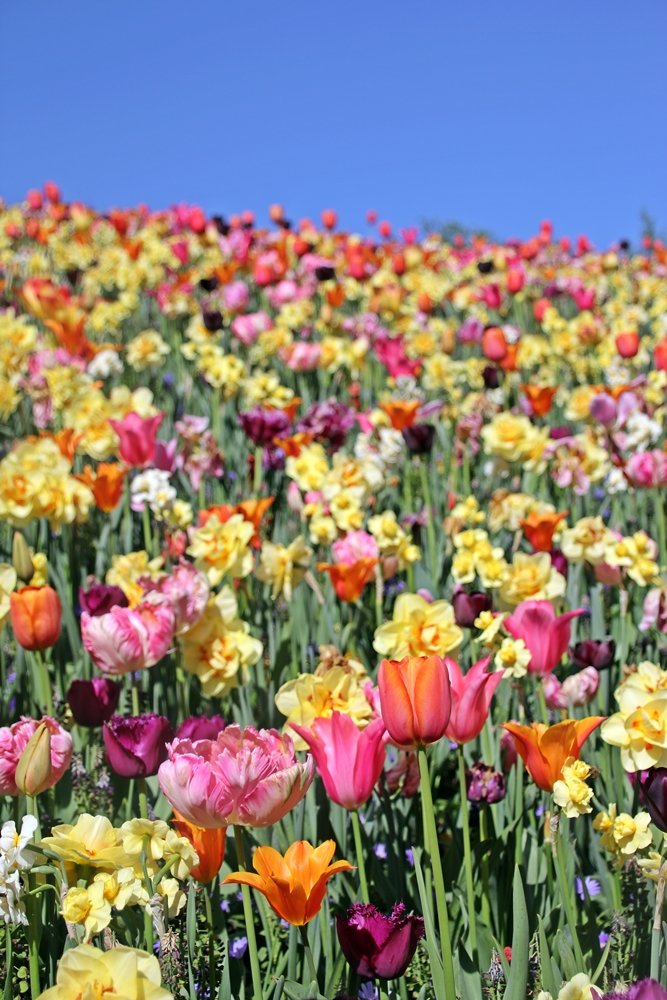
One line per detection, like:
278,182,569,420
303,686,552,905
374,843,388,861
229,936,248,959
599,931,609,948
219,899,230,912
405,849,414,866
575,876,601,900
359,984,379,1000
466,762,506,804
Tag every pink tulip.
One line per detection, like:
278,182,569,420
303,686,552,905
0,716,72,796
138,559,209,633
543,667,599,710
109,411,164,468
332,531,379,565
626,450,667,489
290,713,388,810
444,655,503,744
157,725,314,829
504,600,584,675
81,596,175,675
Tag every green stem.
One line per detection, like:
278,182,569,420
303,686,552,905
137,777,149,820
656,489,667,571
457,747,478,962
419,461,438,580
32,650,53,717
234,826,264,1000
651,862,667,982
417,748,456,1000
552,812,585,969
26,874,41,1000
299,924,319,991
254,446,263,494
350,810,370,904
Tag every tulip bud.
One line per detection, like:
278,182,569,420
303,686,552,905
12,532,35,583
15,723,52,795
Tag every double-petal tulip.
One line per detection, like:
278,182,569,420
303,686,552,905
336,902,424,979
81,597,175,675
378,656,452,749
10,585,62,651
224,840,353,925
158,726,314,829
504,600,584,675
501,717,604,791
445,655,503,744
290,713,388,810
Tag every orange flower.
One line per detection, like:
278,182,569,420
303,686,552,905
272,432,315,457
10,585,62,652
520,511,568,552
223,840,353,926
521,385,558,417
172,811,226,884
378,655,452,748
45,313,95,359
76,464,126,513
379,400,420,431
499,343,519,372
266,398,301,423
501,717,604,791
199,497,274,547
317,558,377,602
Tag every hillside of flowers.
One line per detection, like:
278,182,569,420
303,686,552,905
2,183,667,1000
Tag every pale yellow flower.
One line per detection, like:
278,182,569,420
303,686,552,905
561,517,611,566
373,592,463,659
286,443,329,492
499,552,566,607
494,637,531,679
601,694,667,771
36,943,172,1000
62,882,112,939
0,563,17,629
256,535,312,601
40,814,131,871
552,759,594,818
126,330,170,371
275,665,373,750
180,587,263,698
187,513,254,586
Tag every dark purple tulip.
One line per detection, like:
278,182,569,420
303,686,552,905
238,407,291,447
78,583,128,617
598,981,667,1000
103,713,174,778
549,426,572,441
296,399,355,451
636,769,667,832
67,677,121,727
336,902,424,979
402,423,436,455
482,365,501,389
175,714,226,741
452,589,492,628
466,761,507,804
570,638,616,671
549,548,569,577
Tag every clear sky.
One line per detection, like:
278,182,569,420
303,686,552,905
2,1,665,246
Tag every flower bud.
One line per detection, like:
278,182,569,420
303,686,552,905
12,532,34,583
15,723,52,795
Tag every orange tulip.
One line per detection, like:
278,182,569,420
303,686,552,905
378,656,452,749
172,811,227,884
77,463,126,513
521,385,558,417
520,511,568,552
272,432,315,457
317,558,377,602
199,497,274,547
499,343,519,372
379,400,421,431
501,717,604,791
615,331,639,358
224,840,353,926
10,585,62,652
481,327,508,362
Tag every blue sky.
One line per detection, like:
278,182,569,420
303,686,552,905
2,1,665,245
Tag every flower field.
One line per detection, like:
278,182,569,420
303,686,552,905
1,185,667,999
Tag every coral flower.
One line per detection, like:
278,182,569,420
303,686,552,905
172,811,227,883
501,717,604,791
291,713,388,809
10,585,62,651
108,411,164,468
317,558,378,602
224,840,353,926
504,599,584,675
445,655,503,744
378,655,452,749
521,385,558,417
520,511,568,552
158,726,314,829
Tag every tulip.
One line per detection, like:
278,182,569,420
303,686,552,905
452,590,492,628
224,839,353,925
337,902,424,979
402,423,436,455
465,761,506,804
238,407,291,447
542,667,599,710
504,600,584,675
501,717,604,791
81,597,175,675
12,532,35,583
378,655,452,749
10,585,62,651
67,677,121,727
481,327,508,361
520,511,568,553
595,980,667,1000
108,411,164,467
103,713,174,778
654,338,667,372
521,385,558,417
444,655,503,744
0,716,72,796
138,559,209,633
318,558,378,602
158,726,314,828
175,715,226,741
379,400,420,431
615,331,639,358
290,713,388,810
637,768,667,832
172,811,227,883
78,583,128,617
570,638,616,671
321,209,338,230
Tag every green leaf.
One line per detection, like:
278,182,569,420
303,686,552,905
538,915,560,998
503,867,529,1000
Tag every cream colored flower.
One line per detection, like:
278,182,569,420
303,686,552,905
561,517,612,566
499,552,566,606
373,592,462,659
187,513,254,586
552,759,594,818
494,637,531,679
256,535,312,601
0,563,17,629
601,694,667,771
62,882,112,939
37,943,172,999
275,665,373,750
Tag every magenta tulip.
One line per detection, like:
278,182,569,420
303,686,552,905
337,902,424,979
444,655,503,744
504,599,584,675
103,713,174,778
108,411,164,467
